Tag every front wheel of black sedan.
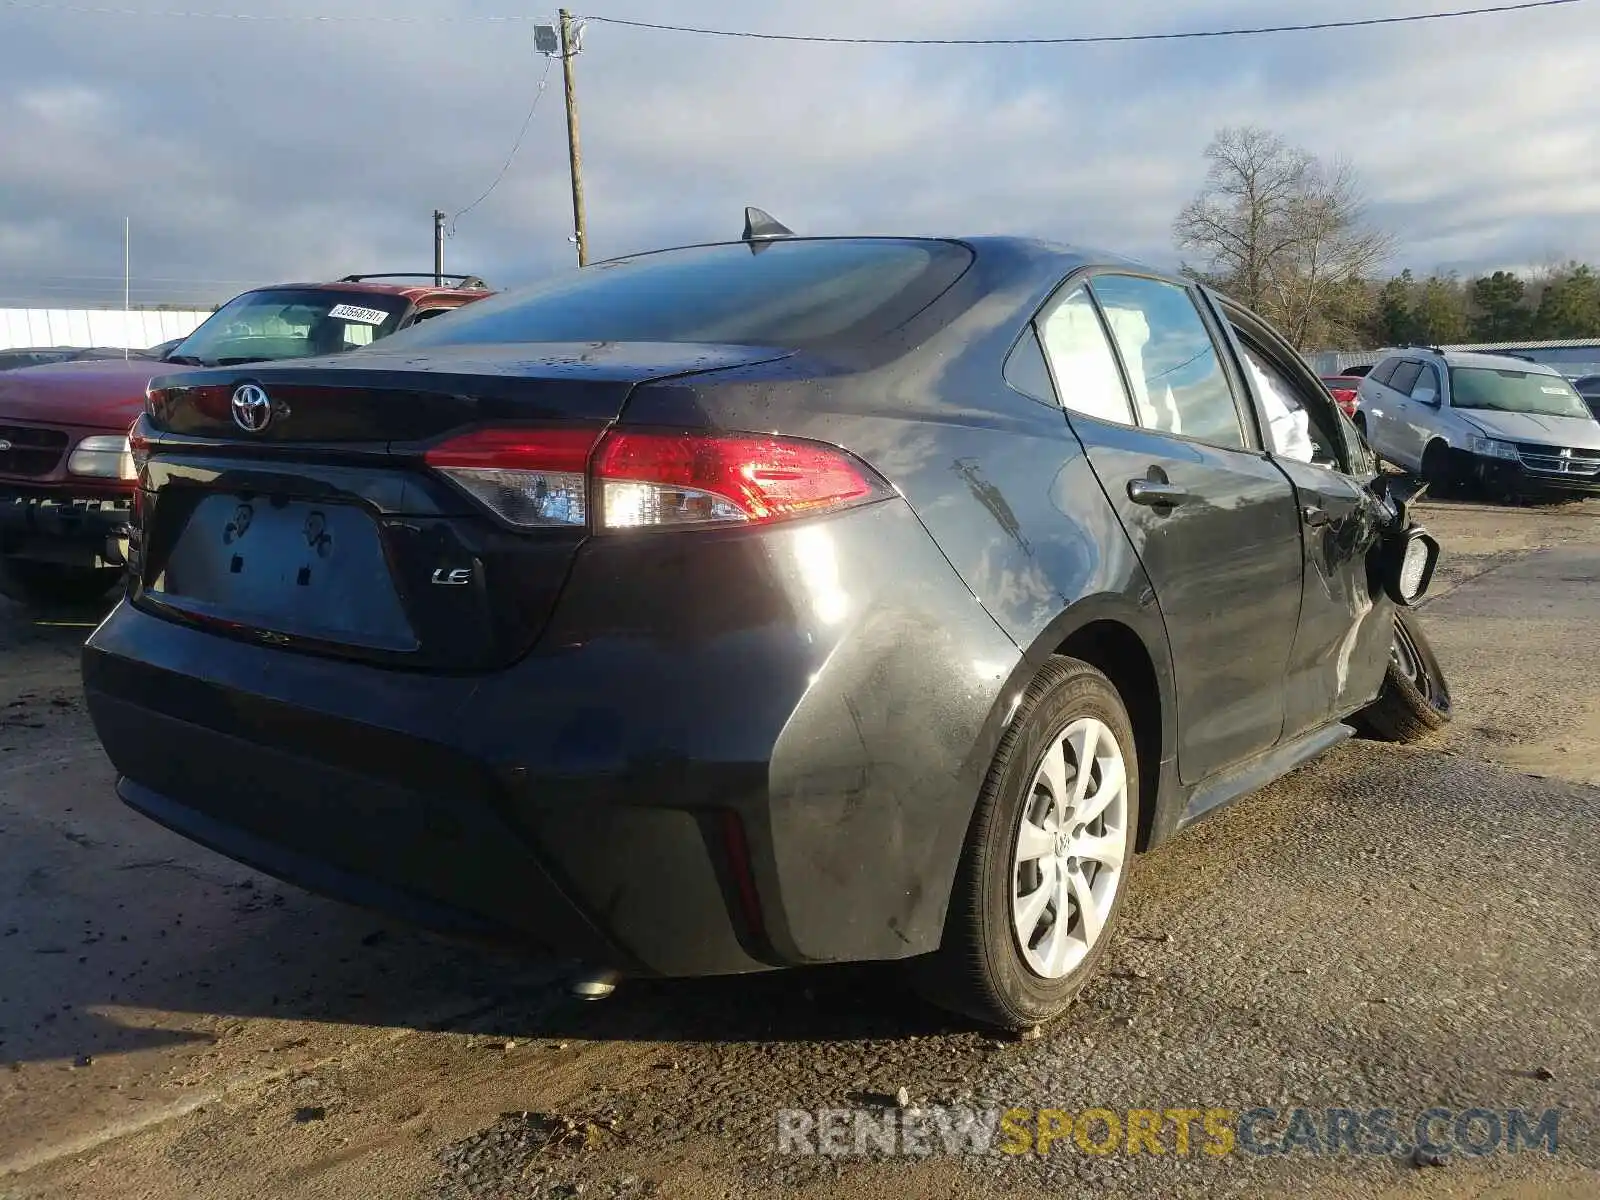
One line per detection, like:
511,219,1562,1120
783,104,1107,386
913,657,1139,1030
1352,610,1453,743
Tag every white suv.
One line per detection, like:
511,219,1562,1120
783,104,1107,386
1354,348,1600,497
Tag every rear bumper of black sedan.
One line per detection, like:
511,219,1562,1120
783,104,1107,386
81,500,1021,977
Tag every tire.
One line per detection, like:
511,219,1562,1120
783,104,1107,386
913,656,1140,1030
0,558,122,609
1353,611,1453,743
1421,440,1455,499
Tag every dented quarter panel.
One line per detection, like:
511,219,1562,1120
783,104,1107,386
611,241,1183,956
531,498,1022,964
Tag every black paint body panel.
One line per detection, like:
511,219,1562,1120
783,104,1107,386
85,498,1022,971
83,236,1411,977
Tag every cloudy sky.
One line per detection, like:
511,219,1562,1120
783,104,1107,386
1,0,1596,309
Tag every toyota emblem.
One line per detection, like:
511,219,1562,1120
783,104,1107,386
231,383,273,433
0,439,12,452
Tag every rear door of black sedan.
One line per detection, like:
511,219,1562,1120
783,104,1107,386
1022,271,1305,786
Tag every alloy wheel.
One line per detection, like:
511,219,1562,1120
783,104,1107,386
1010,717,1129,980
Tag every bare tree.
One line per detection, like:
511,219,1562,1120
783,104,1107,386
1174,127,1393,348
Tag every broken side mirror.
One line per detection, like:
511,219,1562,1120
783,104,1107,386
1369,471,1429,528
1381,525,1441,606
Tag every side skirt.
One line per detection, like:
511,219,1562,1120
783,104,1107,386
1174,722,1354,833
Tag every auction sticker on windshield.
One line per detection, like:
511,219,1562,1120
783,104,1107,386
328,303,390,325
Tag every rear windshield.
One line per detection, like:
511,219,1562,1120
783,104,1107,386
384,239,972,351
1449,367,1591,419
168,289,408,367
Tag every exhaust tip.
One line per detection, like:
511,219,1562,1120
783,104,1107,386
568,968,620,1001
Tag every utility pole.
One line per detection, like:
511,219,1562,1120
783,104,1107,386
433,209,446,285
558,9,587,267
123,217,130,362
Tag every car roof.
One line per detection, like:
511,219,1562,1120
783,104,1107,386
1386,347,1564,375
242,279,491,302
593,233,1159,303
1438,350,1563,373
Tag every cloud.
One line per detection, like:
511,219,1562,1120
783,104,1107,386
0,0,1596,310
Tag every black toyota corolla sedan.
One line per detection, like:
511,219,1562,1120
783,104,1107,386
82,219,1450,1029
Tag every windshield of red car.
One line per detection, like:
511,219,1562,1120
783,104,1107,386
167,289,408,367
1449,367,1591,419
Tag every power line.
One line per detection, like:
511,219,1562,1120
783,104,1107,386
1,0,1586,38
0,1,529,21
578,0,1587,45
448,52,556,235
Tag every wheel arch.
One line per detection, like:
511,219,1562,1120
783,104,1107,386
1000,593,1179,855
1422,435,1460,485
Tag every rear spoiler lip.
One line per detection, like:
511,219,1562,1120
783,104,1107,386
144,342,800,396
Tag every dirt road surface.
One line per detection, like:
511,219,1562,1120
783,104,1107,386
2,498,1597,1199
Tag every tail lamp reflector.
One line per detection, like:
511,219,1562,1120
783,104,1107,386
424,428,598,528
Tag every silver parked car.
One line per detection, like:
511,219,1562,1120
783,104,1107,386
1354,349,1600,498
1573,374,1600,422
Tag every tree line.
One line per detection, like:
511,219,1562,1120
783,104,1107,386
1173,126,1600,352
1370,265,1600,348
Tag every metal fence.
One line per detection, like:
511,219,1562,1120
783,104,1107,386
0,307,214,352
1312,340,1600,380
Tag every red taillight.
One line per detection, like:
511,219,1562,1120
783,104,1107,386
424,426,887,532
592,430,881,530
424,427,602,528
720,809,764,937
129,420,150,521
128,422,151,472
423,427,598,473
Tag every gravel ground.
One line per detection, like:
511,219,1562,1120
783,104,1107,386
1,497,1598,1200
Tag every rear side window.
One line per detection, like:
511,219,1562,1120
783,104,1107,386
1368,358,1400,386
1388,361,1423,394
1089,275,1246,449
1034,285,1134,424
382,239,973,350
1002,328,1057,405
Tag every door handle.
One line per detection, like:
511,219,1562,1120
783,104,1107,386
1127,478,1190,507
1302,505,1331,528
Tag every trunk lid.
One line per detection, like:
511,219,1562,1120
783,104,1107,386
145,342,784,443
134,342,791,670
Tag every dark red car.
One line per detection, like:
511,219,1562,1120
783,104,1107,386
0,274,491,607
1322,375,1364,418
